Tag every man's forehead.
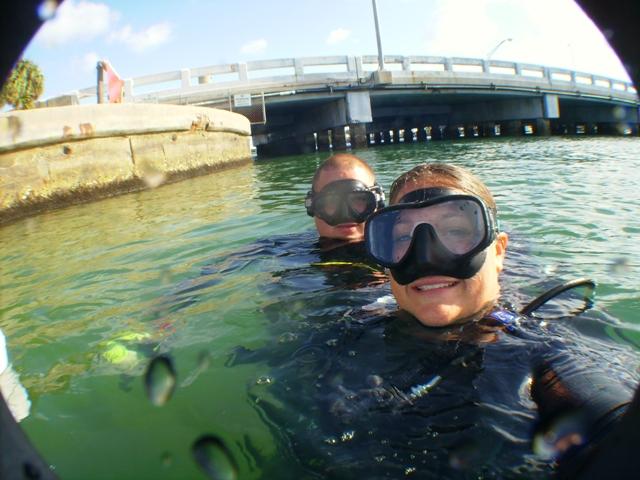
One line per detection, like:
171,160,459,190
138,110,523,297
316,165,374,191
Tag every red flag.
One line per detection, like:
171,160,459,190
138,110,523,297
102,60,124,103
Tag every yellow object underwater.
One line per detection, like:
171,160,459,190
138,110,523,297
101,331,151,365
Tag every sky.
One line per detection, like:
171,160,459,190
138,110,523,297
22,0,632,100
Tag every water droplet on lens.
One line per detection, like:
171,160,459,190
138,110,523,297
278,332,298,343
255,375,273,385
192,435,238,480
449,439,483,470
533,412,587,460
142,170,167,188
145,355,177,406
324,436,338,445
366,374,383,387
325,338,338,347
340,430,355,442
348,350,357,357
610,257,630,274
161,451,173,468
404,466,416,475
37,0,58,20
374,455,386,463
23,462,40,479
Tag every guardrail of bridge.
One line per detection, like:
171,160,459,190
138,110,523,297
66,55,637,107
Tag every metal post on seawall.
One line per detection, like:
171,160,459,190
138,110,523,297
96,61,105,104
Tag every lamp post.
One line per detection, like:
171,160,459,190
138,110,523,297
486,37,513,61
372,0,384,70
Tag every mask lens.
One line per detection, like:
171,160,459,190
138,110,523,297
315,193,340,217
347,191,375,215
367,198,487,266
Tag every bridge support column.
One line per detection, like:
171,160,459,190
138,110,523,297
349,123,368,148
332,126,348,150
535,119,551,136
481,122,498,137
586,123,599,135
317,130,331,151
303,133,317,152
383,129,393,144
403,126,415,142
256,137,303,157
432,125,446,140
500,120,522,136
466,124,480,138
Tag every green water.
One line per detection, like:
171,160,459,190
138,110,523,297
1,137,640,478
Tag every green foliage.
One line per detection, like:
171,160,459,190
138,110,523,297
0,59,44,110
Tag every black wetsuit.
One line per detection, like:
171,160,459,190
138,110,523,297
231,305,638,479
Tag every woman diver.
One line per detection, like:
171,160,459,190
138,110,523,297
363,162,637,477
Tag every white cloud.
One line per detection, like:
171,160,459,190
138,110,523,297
109,22,172,53
326,28,351,45
81,52,100,72
36,0,118,46
418,0,628,80
241,39,268,54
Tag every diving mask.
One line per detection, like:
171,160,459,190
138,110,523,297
305,179,385,226
365,187,498,285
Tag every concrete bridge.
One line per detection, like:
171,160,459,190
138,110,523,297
52,55,640,157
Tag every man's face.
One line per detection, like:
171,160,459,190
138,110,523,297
313,165,376,241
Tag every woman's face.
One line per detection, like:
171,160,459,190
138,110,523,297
389,181,508,327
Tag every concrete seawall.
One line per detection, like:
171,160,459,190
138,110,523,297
0,104,252,224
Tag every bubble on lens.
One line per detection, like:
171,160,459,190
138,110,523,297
404,466,417,475
609,257,630,274
255,375,273,385
340,430,355,442
449,439,484,471
160,451,173,468
192,435,238,480
142,168,167,189
532,412,587,460
612,106,626,120
37,0,58,20
324,436,338,445
278,332,298,343
144,355,177,407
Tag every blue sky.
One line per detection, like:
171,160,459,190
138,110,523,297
23,0,631,99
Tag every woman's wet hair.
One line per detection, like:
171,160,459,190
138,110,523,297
389,163,497,213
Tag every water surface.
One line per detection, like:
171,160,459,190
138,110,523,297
1,137,639,478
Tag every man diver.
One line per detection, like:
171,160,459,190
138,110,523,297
305,153,385,242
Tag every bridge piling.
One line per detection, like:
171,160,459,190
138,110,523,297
535,118,551,136
317,130,331,151
332,126,348,150
349,124,368,148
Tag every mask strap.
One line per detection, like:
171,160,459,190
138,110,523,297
304,190,314,217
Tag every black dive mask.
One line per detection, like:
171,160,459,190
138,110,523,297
365,187,498,285
305,179,385,226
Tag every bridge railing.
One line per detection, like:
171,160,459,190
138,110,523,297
70,55,637,105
